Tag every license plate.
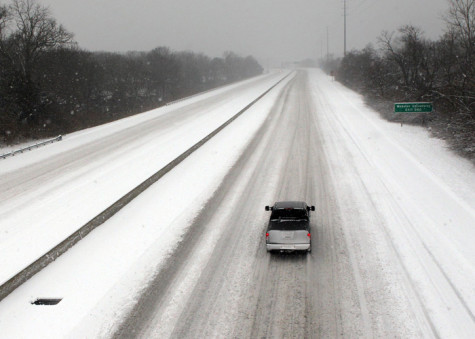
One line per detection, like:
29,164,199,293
281,245,295,250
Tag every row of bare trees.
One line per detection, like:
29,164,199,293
334,0,475,159
0,0,263,144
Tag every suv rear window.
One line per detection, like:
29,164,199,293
268,222,309,231
270,208,308,220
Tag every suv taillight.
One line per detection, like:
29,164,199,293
266,232,269,239
307,233,311,238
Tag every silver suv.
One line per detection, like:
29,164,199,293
265,201,315,253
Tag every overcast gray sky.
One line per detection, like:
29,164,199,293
37,0,450,62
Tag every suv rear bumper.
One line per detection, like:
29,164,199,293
266,243,311,251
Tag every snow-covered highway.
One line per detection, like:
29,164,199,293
0,71,287,290
1,69,474,338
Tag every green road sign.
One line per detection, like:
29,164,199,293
395,102,433,113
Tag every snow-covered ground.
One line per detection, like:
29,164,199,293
0,71,291,337
309,70,475,337
0,69,474,338
0,71,287,288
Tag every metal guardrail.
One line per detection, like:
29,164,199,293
0,135,63,160
0,71,293,302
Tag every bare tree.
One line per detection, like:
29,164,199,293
378,26,436,100
444,0,475,101
0,0,73,125
7,0,73,73
446,0,475,60
1,0,263,143
0,4,9,38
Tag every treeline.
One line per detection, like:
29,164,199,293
328,0,475,160
0,0,263,144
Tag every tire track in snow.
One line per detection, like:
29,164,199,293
313,82,439,337
319,74,475,336
113,74,297,338
116,70,445,338
331,82,475,327
308,83,375,338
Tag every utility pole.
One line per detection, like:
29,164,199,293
326,26,329,62
343,0,347,56
320,39,323,60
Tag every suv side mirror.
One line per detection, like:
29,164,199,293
265,206,272,211
307,206,315,211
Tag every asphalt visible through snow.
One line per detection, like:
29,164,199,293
113,71,437,338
